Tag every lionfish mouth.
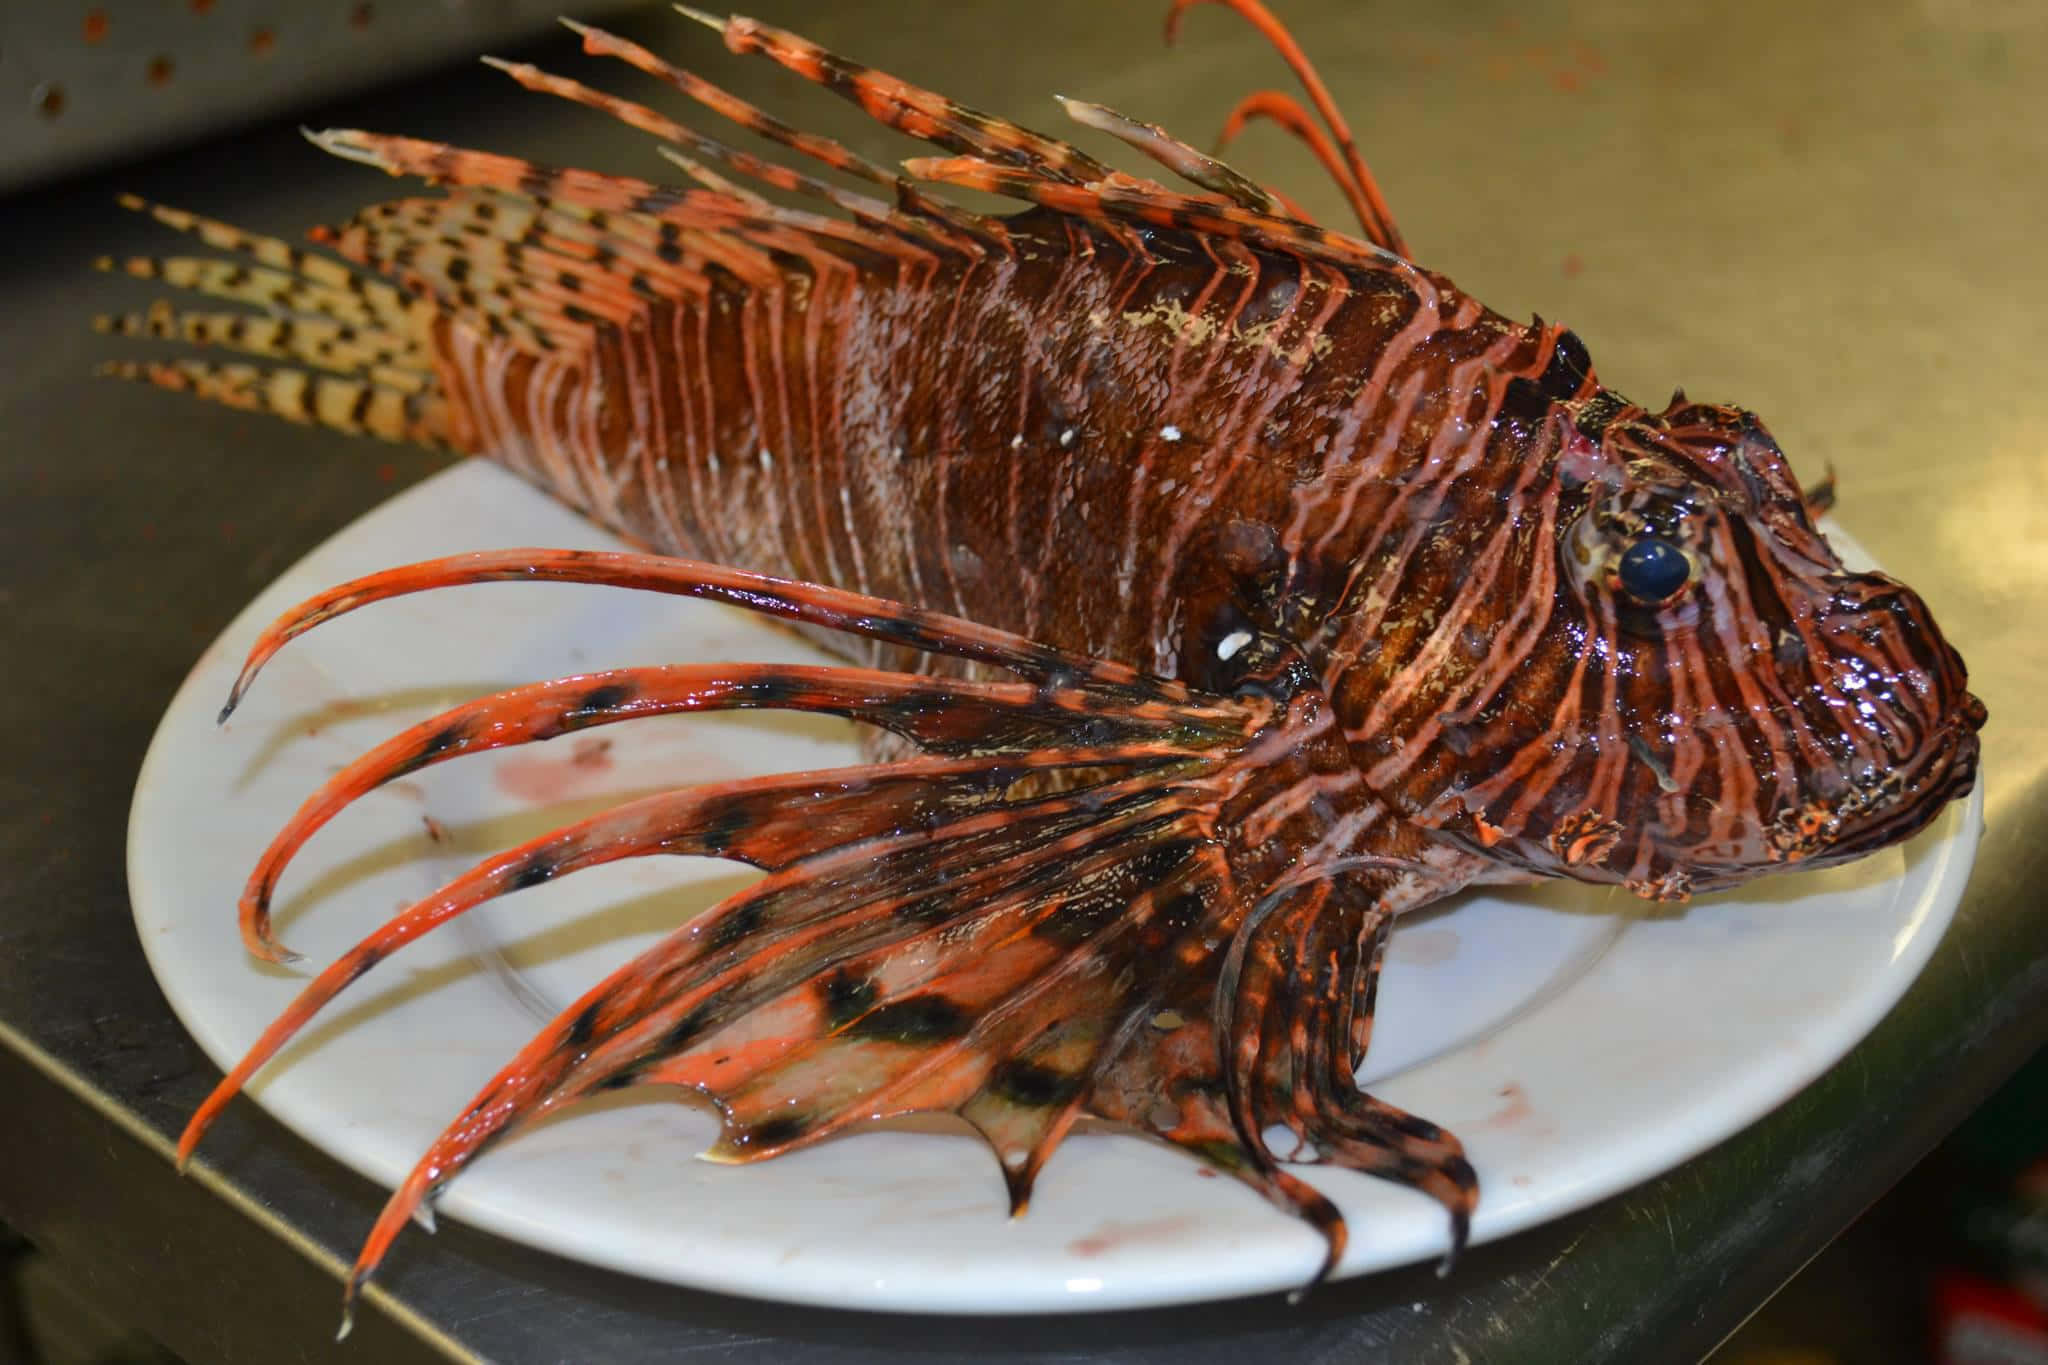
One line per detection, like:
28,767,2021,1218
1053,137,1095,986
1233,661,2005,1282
1814,693,1985,865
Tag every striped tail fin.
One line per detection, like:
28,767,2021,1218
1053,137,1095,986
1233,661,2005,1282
93,197,458,449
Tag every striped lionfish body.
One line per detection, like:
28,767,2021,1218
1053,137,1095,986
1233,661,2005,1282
103,0,1983,1319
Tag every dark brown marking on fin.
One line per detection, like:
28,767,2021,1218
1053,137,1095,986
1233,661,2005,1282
986,1058,1082,1109
845,995,973,1046
818,969,879,1029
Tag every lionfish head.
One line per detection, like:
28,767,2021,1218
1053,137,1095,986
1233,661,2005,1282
1524,399,1982,898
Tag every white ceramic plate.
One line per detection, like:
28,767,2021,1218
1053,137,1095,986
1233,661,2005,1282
129,458,1983,1314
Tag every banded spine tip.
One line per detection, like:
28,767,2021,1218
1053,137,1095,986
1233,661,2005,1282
303,127,390,174
671,4,726,33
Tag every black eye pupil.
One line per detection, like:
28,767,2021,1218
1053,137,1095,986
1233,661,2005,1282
1617,536,1690,601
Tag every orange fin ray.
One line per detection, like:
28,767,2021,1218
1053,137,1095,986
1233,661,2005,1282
562,17,995,248
305,129,912,272
683,9,1112,186
1214,89,1360,229
181,747,1198,1163
1055,95,1283,215
903,154,1408,275
229,656,1237,961
335,763,1233,1315
217,546,1184,718
1165,0,1407,254
478,51,967,259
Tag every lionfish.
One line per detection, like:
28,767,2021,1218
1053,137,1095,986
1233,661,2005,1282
100,0,1982,1321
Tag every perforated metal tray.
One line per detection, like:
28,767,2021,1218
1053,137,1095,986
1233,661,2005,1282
0,1,641,193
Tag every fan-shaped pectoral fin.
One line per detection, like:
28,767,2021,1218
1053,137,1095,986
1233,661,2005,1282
199,557,1480,1322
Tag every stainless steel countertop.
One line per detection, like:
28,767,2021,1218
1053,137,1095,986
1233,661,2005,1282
2,2,2042,1361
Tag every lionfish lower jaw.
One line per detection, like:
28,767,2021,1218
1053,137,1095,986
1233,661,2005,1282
1786,724,1981,870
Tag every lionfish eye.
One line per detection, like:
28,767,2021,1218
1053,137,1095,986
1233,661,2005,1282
1615,536,1691,602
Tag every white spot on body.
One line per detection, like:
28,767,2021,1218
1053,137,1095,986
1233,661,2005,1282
1217,630,1253,661
1010,433,1025,450
760,448,775,471
1059,427,1076,448
1159,424,1182,442
949,543,985,583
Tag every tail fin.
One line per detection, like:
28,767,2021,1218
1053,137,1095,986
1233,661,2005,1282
93,196,456,449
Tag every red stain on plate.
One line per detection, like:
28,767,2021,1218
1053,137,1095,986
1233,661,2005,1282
496,742,615,803
1483,1082,1535,1129
1476,1082,1558,1138
1068,1215,1199,1258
